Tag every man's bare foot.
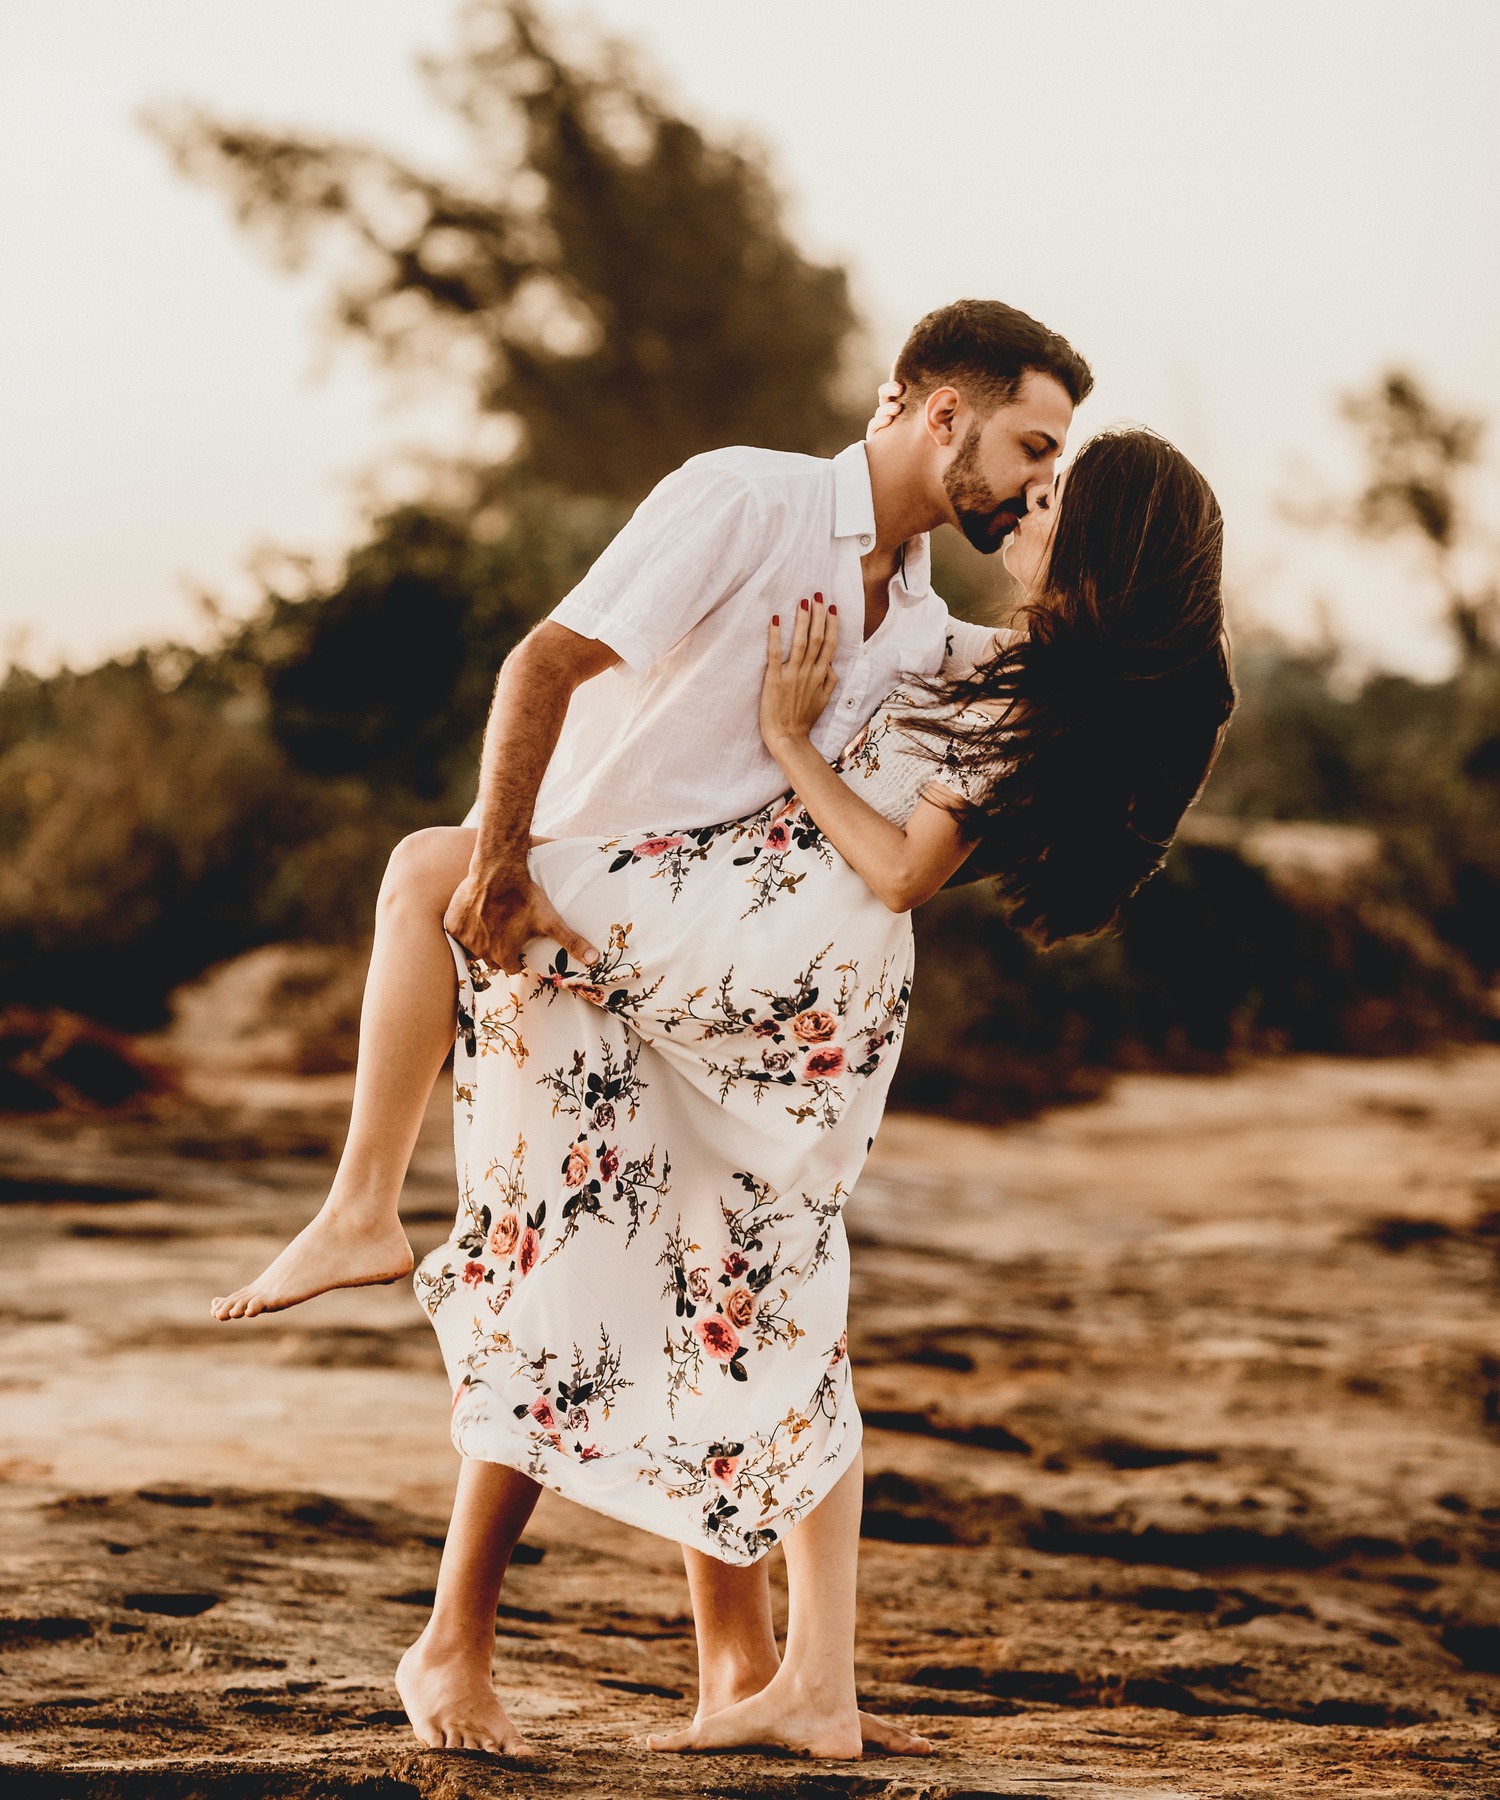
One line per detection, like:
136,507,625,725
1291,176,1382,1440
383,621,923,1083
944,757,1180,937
649,1669,861,1759
855,1710,934,1755
693,1666,931,1756
210,1203,413,1321
395,1630,532,1754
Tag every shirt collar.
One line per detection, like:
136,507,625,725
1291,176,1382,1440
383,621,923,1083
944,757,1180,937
831,441,931,602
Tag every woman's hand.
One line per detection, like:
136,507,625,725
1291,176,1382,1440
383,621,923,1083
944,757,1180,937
864,374,906,440
760,595,838,758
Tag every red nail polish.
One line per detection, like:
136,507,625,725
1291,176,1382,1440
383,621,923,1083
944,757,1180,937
829,604,837,614
813,591,823,602
771,614,779,626
800,598,808,610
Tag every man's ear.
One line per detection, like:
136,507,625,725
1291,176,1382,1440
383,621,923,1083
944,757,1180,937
922,384,962,447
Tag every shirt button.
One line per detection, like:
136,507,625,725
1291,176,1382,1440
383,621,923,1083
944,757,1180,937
843,696,856,708
859,534,873,548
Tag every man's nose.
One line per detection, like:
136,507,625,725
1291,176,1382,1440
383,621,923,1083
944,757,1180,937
1024,472,1057,513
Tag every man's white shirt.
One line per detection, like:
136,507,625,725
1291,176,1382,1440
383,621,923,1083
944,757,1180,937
510,441,995,838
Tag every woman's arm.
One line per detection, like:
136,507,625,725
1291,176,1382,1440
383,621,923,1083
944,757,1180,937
759,599,977,913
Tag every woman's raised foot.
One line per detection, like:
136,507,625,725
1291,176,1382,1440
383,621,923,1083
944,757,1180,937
210,1202,413,1321
395,1630,532,1755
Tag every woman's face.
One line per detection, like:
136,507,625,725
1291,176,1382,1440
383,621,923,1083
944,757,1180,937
1002,470,1063,594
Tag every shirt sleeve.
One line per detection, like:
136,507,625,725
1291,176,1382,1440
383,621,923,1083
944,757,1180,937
548,458,765,674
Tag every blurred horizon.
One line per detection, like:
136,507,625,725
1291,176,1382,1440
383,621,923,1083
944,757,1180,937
0,0,1497,677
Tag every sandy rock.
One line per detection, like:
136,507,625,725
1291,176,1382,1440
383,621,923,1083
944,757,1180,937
152,942,368,1077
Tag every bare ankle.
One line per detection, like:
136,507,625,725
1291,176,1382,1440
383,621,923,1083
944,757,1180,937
322,1189,405,1230
781,1665,857,1712
407,1620,493,1668
698,1650,778,1711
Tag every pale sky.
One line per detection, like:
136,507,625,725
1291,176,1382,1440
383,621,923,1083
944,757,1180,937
1,1,1497,676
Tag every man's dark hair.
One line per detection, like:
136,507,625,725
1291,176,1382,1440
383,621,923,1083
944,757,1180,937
893,299,1093,413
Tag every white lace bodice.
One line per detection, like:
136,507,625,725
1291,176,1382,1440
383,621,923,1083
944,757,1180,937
834,686,994,825
831,626,1014,825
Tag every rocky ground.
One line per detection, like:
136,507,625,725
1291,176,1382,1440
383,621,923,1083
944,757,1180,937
3,1050,1500,1797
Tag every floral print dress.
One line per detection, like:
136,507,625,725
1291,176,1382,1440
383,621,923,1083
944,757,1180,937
415,685,990,1565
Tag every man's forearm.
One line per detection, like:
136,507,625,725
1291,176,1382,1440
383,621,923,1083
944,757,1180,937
468,626,618,873
471,660,571,872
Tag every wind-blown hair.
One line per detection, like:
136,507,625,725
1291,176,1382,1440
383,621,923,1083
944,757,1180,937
914,427,1235,942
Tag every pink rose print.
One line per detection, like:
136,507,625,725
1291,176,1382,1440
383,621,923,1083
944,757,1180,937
489,1213,519,1258
722,1250,749,1278
709,1453,740,1485
529,1398,557,1431
765,822,791,852
687,1266,712,1304
695,1316,741,1361
792,1008,838,1044
564,1140,591,1187
461,1260,486,1287
804,1046,846,1079
632,836,683,858
517,1226,540,1277
723,1287,754,1331
579,1445,604,1462
598,1144,620,1183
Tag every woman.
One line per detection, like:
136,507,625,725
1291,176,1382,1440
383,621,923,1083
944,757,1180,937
213,427,1233,1755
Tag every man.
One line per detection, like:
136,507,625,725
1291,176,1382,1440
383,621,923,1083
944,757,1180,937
447,299,1089,970
214,299,1091,1756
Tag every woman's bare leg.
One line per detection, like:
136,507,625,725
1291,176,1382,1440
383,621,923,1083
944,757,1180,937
211,826,477,1320
648,1454,868,1758
680,1549,931,1754
396,1458,542,1753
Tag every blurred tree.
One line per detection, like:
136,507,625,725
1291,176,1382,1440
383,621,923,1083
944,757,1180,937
149,0,863,507
222,487,626,808
1206,369,1500,977
0,655,421,1027
1340,370,1492,651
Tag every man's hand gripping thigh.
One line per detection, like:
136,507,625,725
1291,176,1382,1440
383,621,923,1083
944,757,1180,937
444,858,598,976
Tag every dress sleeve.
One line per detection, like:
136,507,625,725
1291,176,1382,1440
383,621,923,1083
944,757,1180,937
549,458,764,674
939,614,999,676
923,708,1009,810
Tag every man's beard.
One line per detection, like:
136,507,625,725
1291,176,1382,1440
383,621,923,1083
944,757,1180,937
943,422,1027,555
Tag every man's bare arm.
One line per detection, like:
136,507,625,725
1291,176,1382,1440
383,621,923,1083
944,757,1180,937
443,622,619,972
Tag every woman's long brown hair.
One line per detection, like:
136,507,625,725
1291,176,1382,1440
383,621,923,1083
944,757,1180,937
910,427,1235,942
